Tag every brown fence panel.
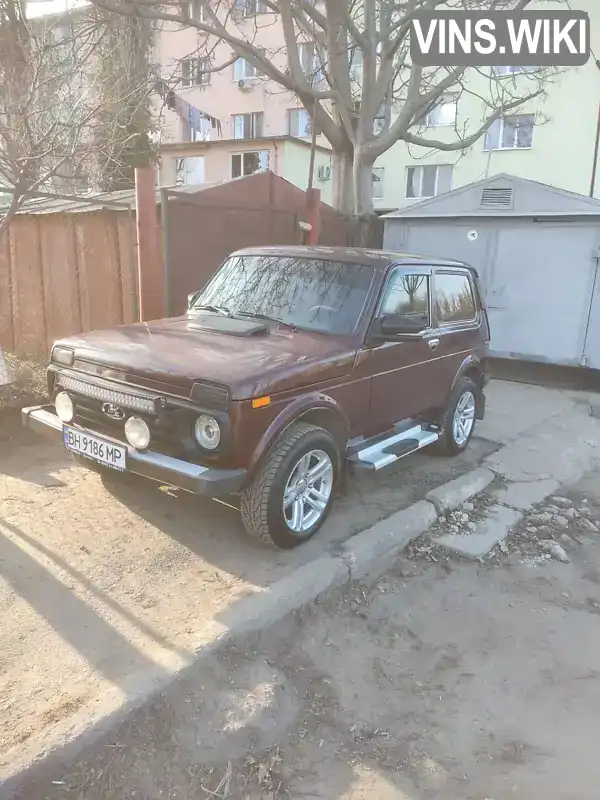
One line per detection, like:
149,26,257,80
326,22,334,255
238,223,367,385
0,230,14,351
10,216,46,353
39,215,81,350
74,212,125,335
166,194,299,315
116,212,138,324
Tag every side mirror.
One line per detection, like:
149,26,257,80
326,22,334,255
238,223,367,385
376,313,428,338
188,291,201,310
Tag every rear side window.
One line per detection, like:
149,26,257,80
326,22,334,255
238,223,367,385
435,272,476,324
380,273,430,325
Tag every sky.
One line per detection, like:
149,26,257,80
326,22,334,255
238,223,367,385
26,0,86,18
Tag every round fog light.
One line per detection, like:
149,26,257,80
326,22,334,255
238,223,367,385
55,391,74,422
194,414,221,450
124,416,151,450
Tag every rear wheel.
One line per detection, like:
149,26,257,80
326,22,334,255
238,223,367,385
433,377,478,456
240,422,339,549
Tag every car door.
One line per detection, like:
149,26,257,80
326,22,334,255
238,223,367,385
364,267,449,432
430,268,482,397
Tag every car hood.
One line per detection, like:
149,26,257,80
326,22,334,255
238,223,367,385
55,316,358,400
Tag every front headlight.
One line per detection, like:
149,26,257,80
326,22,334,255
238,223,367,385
124,416,151,450
55,391,74,422
52,346,74,367
194,414,221,450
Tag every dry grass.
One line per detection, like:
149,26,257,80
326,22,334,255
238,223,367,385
0,351,48,411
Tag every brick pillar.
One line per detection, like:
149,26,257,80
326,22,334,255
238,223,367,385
135,166,165,321
305,187,322,245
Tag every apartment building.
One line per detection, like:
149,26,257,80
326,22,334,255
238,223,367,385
156,0,600,211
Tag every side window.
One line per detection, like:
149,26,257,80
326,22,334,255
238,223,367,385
380,272,430,325
435,272,476,324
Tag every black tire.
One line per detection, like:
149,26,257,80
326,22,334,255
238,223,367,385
433,377,479,456
240,422,340,549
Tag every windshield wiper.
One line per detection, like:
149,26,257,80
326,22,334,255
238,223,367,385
236,311,297,331
191,304,231,316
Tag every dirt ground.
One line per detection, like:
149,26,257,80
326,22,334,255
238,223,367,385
1,382,513,776
15,463,600,800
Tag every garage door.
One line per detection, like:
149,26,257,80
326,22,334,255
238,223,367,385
487,225,596,365
398,221,597,366
582,256,600,369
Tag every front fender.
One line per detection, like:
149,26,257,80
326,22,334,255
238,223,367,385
247,392,349,477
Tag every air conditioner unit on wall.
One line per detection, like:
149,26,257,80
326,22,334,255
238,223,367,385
238,79,253,91
317,165,331,181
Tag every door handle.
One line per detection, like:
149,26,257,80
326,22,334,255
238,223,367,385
428,338,440,350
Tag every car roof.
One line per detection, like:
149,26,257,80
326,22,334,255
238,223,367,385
229,245,478,275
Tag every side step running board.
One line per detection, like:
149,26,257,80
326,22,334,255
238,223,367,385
348,424,440,472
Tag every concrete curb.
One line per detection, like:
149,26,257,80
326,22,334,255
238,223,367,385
433,503,522,560
425,467,495,514
0,468,493,799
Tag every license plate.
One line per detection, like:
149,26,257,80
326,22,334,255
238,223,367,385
63,425,127,471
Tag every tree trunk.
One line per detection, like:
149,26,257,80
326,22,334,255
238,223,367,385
331,149,353,214
352,146,375,217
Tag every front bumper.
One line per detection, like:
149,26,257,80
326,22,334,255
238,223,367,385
22,405,247,496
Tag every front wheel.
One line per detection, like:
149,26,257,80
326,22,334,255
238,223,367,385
433,378,478,456
240,422,339,549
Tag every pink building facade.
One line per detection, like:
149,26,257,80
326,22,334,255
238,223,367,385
155,9,330,154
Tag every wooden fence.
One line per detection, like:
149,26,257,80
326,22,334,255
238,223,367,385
0,210,138,355
0,173,384,356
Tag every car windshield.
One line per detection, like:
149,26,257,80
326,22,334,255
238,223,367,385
191,255,374,335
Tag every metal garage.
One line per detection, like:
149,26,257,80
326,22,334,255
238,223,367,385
382,173,600,370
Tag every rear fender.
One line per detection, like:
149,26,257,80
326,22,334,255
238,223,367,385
448,355,485,418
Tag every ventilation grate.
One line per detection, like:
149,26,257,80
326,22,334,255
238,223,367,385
480,187,513,209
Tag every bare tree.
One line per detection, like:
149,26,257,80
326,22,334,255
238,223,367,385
92,6,157,191
86,0,559,216
0,0,156,233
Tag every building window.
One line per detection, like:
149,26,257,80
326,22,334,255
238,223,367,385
233,57,261,81
299,43,324,87
232,112,263,139
175,155,206,185
434,272,476,324
372,167,384,199
425,94,457,126
373,100,389,134
493,65,539,76
234,0,268,15
381,273,429,323
349,45,363,72
231,150,270,177
181,58,210,87
406,164,452,198
186,0,206,21
484,114,534,150
288,108,315,137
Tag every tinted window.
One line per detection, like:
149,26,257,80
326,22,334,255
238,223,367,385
380,273,429,324
435,272,476,323
192,255,374,334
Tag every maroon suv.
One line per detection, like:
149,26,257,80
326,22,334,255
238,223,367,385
23,246,490,549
